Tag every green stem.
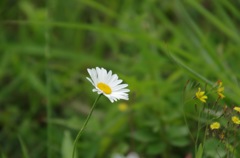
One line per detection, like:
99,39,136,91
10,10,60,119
195,104,205,154
72,94,102,158
182,109,195,143
45,8,51,158
182,81,195,144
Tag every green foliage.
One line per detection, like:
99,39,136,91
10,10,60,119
1,0,240,157
195,143,203,158
62,130,77,158
18,136,29,158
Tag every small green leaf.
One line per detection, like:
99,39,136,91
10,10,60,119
169,137,189,147
131,130,156,143
18,136,29,158
1,153,7,158
195,143,203,158
62,130,77,158
146,142,166,155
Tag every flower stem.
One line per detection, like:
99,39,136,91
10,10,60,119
195,104,205,153
72,94,102,158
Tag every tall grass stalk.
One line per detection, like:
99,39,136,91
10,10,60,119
195,104,204,154
45,7,51,158
182,81,195,144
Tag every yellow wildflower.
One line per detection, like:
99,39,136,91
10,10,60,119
196,88,208,103
217,80,225,99
118,103,128,112
233,106,240,113
232,116,240,125
210,122,220,130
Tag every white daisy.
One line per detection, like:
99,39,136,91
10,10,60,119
86,67,130,103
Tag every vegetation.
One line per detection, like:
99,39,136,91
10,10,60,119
1,0,240,157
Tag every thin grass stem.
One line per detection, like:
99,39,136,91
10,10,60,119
195,104,205,154
45,8,51,158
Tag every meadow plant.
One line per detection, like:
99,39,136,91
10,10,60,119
183,81,240,158
72,67,130,158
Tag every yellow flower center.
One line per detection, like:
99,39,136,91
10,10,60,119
97,82,112,94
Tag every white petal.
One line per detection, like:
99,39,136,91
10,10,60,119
112,84,128,91
112,93,129,100
87,68,98,85
105,70,113,83
86,77,94,86
109,79,123,87
102,68,109,82
115,88,130,93
108,74,118,85
92,69,99,85
95,67,101,81
96,67,105,82
105,95,114,103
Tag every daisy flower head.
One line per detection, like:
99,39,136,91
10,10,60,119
86,67,130,103
196,88,208,103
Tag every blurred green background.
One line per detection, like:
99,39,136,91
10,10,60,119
1,0,240,157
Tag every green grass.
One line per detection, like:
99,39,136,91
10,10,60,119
1,0,240,157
